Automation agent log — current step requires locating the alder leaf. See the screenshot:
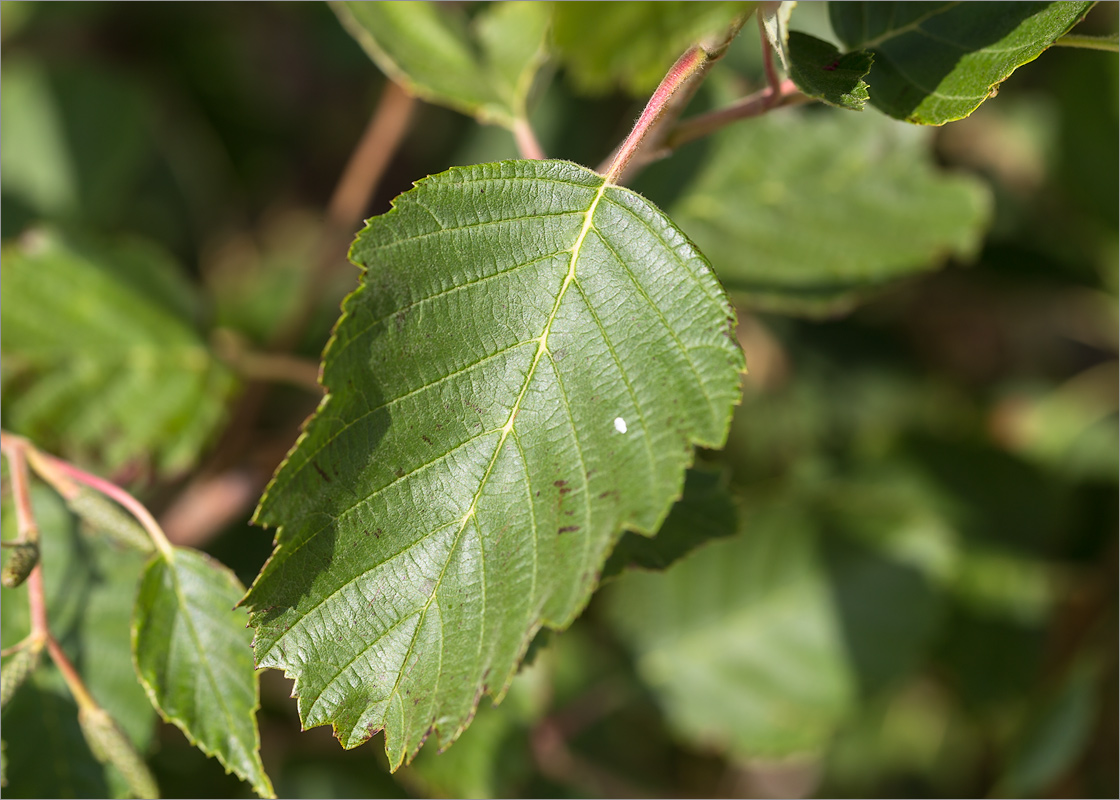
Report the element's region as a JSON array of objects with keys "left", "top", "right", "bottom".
[
  {"left": 606, "top": 500, "right": 857, "bottom": 757},
  {"left": 787, "top": 30, "right": 874, "bottom": 111},
  {"left": 332, "top": 1, "right": 550, "bottom": 128},
  {"left": 0, "top": 229, "right": 236, "bottom": 475},
  {"left": 244, "top": 159, "right": 744, "bottom": 768},
  {"left": 829, "top": 2, "right": 1095, "bottom": 125},
  {"left": 133, "top": 547, "right": 273, "bottom": 798},
  {"left": 670, "top": 107, "right": 990, "bottom": 316},
  {"left": 551, "top": 1, "right": 755, "bottom": 95}
]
